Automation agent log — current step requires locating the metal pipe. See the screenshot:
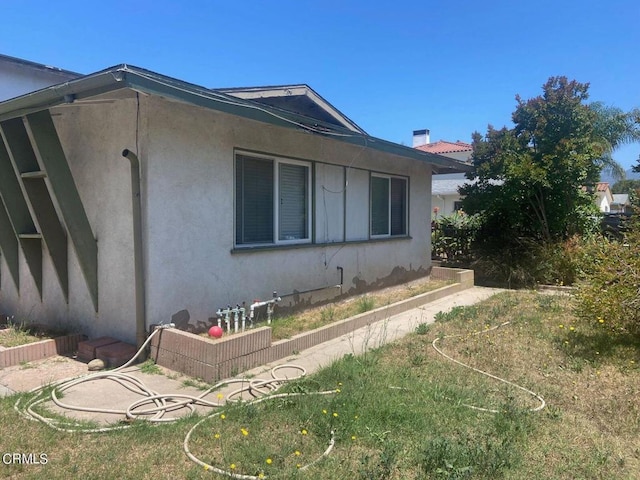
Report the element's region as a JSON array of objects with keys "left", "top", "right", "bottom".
[{"left": 122, "top": 149, "right": 147, "bottom": 349}]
